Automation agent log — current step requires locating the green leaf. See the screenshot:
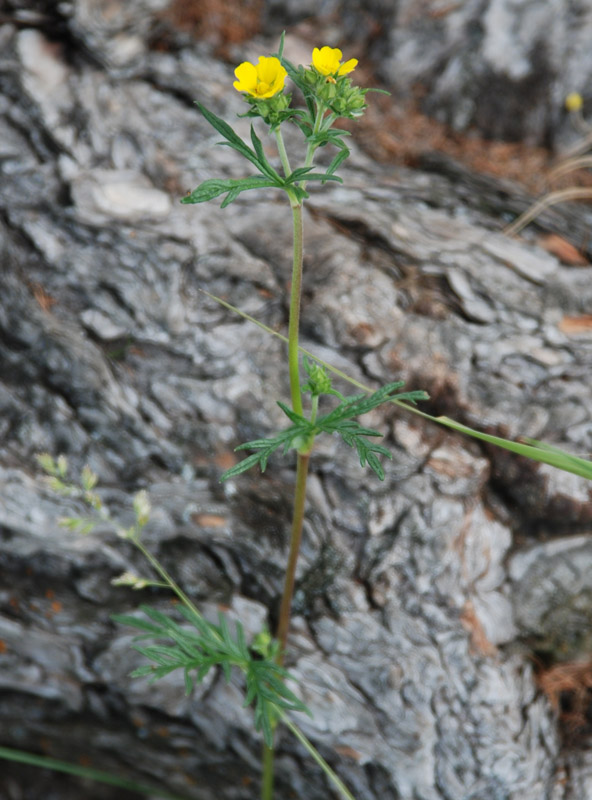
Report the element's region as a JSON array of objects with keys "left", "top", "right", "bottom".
[
  {"left": 0, "top": 745, "right": 192, "bottom": 800},
  {"left": 326, "top": 145, "right": 351, "bottom": 176},
  {"left": 220, "top": 419, "right": 315, "bottom": 481},
  {"left": 288, "top": 172, "right": 343, "bottom": 186},
  {"left": 433, "top": 419, "right": 592, "bottom": 480},
  {"left": 366, "top": 450, "right": 390, "bottom": 480},
  {"left": 129, "top": 665, "right": 156, "bottom": 678},
  {"left": 277, "top": 30, "right": 286, "bottom": 60},
  {"left": 234, "top": 438, "right": 277, "bottom": 451},
  {"left": 276, "top": 400, "right": 308, "bottom": 425},
  {"left": 181, "top": 176, "right": 281, "bottom": 206},
  {"left": 260, "top": 708, "right": 273, "bottom": 748},
  {"left": 112, "top": 613, "right": 163, "bottom": 635},
  {"left": 220, "top": 452, "right": 266, "bottom": 480},
  {"left": 196, "top": 292, "right": 592, "bottom": 484},
  {"left": 195, "top": 102, "right": 267, "bottom": 174},
  {"left": 117, "top": 605, "right": 311, "bottom": 752},
  {"left": 247, "top": 125, "right": 281, "bottom": 181}
]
